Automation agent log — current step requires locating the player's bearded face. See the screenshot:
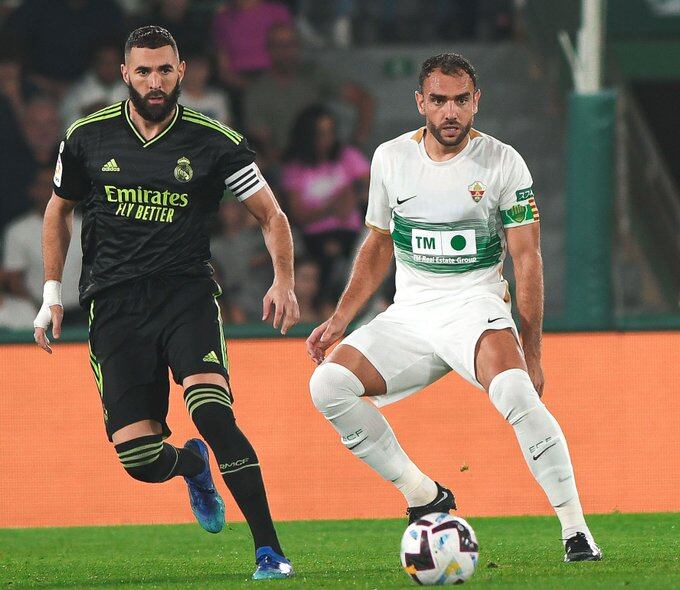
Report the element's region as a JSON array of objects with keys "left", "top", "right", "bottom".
[
  {"left": 427, "top": 116, "right": 472, "bottom": 148},
  {"left": 418, "top": 71, "right": 479, "bottom": 148},
  {"left": 127, "top": 79, "right": 181, "bottom": 123}
]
